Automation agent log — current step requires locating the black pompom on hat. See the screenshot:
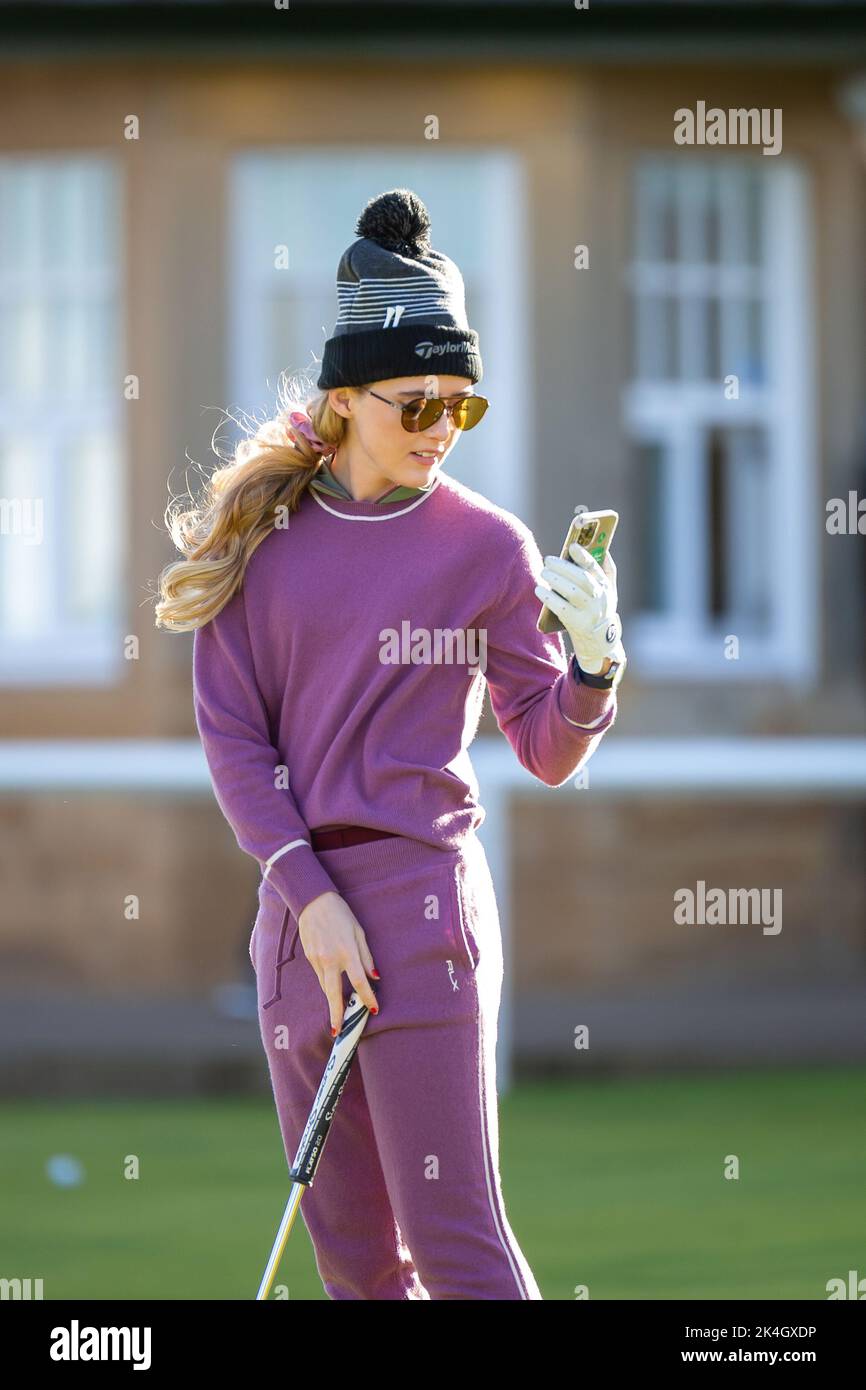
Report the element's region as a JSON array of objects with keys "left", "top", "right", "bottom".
[
  {"left": 355, "top": 188, "right": 433, "bottom": 257},
  {"left": 317, "top": 187, "right": 482, "bottom": 391}
]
